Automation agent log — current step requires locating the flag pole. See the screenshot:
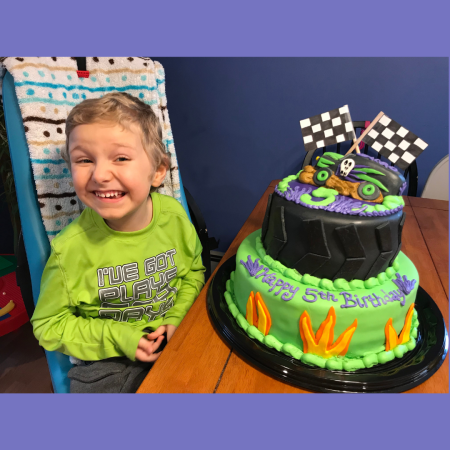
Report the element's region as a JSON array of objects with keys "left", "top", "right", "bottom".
[
  {"left": 353, "top": 138, "right": 360, "bottom": 154},
  {"left": 345, "top": 111, "right": 384, "bottom": 155}
]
